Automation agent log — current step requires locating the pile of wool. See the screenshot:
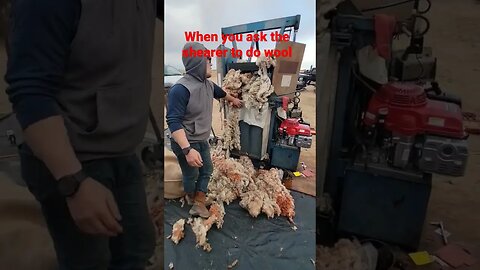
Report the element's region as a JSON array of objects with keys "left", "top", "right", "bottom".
[
  {"left": 240, "top": 168, "right": 294, "bottom": 221},
  {"left": 187, "top": 202, "right": 225, "bottom": 252},
  {"left": 245, "top": 55, "right": 276, "bottom": 110},
  {"left": 222, "top": 69, "right": 252, "bottom": 98},
  {"left": 171, "top": 143, "right": 295, "bottom": 252},
  {"left": 220, "top": 56, "right": 276, "bottom": 152},
  {"left": 316, "top": 239, "right": 368, "bottom": 270},
  {"left": 206, "top": 144, "right": 254, "bottom": 205},
  {"left": 207, "top": 143, "right": 295, "bottom": 222}
]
